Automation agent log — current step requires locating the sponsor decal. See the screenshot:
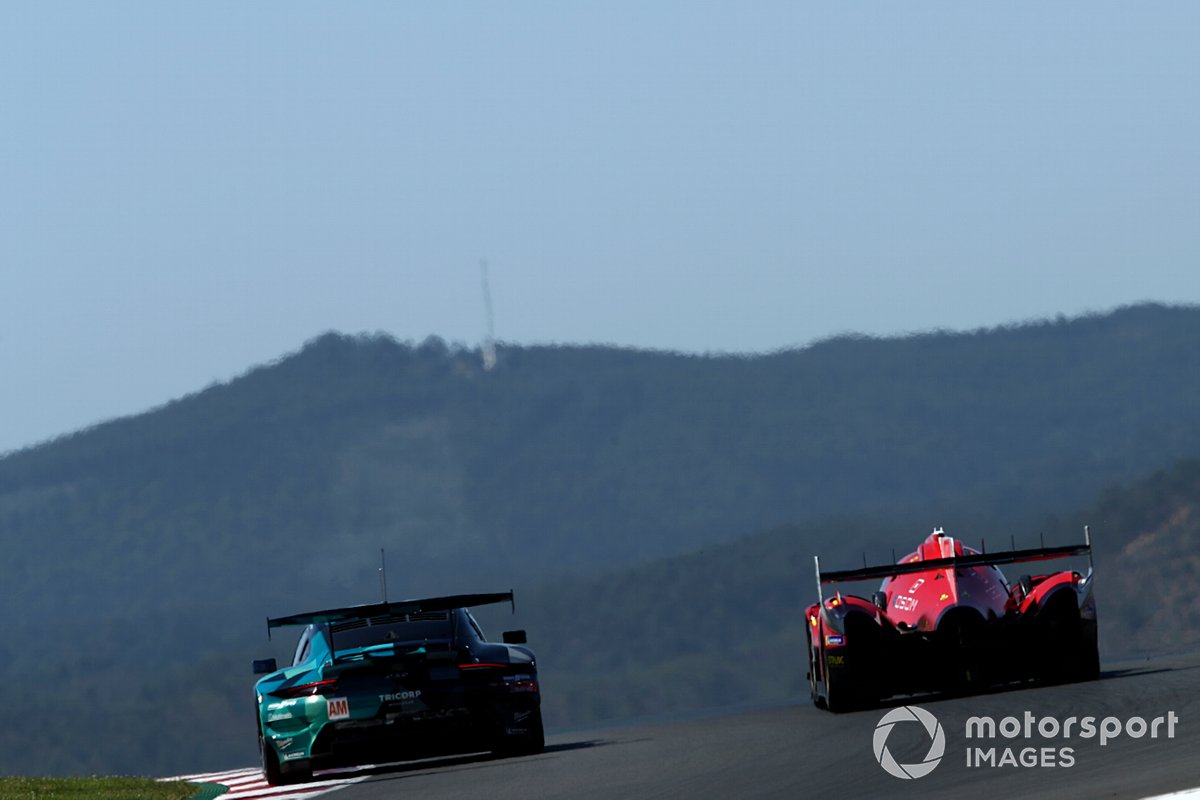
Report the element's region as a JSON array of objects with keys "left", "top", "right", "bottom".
[
  {"left": 379, "top": 690, "right": 423, "bottom": 703},
  {"left": 408, "top": 707, "right": 468, "bottom": 722},
  {"left": 824, "top": 634, "right": 844, "bottom": 647},
  {"left": 826, "top": 654, "right": 845, "bottom": 666},
  {"left": 327, "top": 697, "right": 350, "bottom": 721},
  {"left": 893, "top": 596, "right": 918, "bottom": 612},
  {"left": 276, "top": 738, "right": 294, "bottom": 750},
  {"left": 874, "top": 706, "right": 946, "bottom": 780},
  {"left": 282, "top": 751, "right": 308, "bottom": 761},
  {"left": 267, "top": 712, "right": 295, "bottom": 722}
]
